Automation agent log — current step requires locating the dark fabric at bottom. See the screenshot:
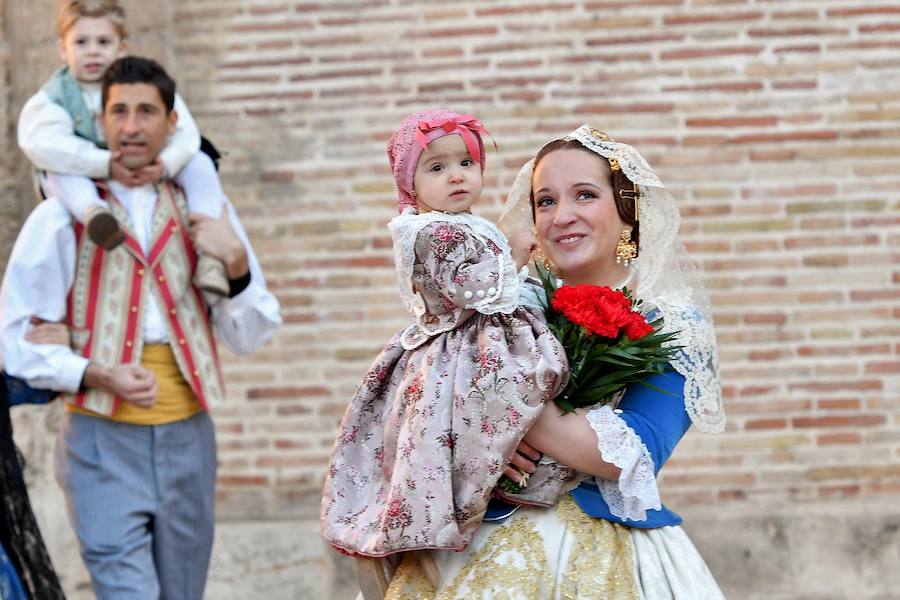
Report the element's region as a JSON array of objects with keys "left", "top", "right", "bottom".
[{"left": 0, "top": 385, "right": 66, "bottom": 599}]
